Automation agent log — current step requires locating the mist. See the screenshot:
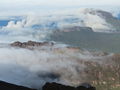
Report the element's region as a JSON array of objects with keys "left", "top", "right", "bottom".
[{"left": 0, "top": 45, "right": 112, "bottom": 89}]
